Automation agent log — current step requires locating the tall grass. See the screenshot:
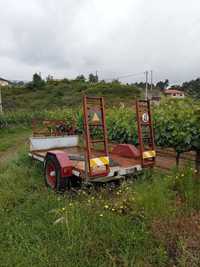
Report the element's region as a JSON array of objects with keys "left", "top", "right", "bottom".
[
  {"left": 1, "top": 134, "right": 200, "bottom": 266},
  {"left": 0, "top": 152, "right": 168, "bottom": 266}
]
